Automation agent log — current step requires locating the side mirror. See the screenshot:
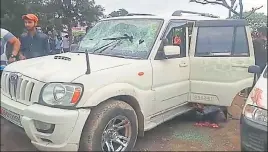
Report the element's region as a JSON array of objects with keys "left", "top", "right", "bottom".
[
  {"left": 163, "top": 45, "right": 181, "bottom": 58},
  {"left": 248, "top": 65, "right": 261, "bottom": 74}
]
